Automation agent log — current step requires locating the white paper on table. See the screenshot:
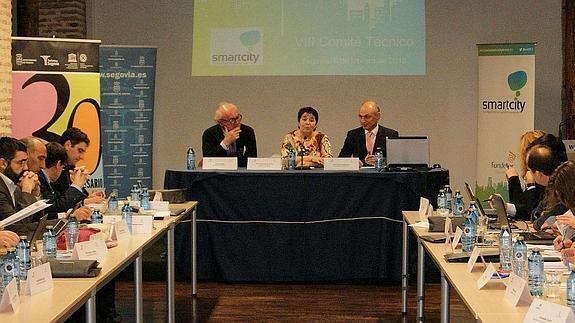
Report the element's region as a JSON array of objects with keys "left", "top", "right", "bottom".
[
  {"left": 452, "top": 226, "right": 463, "bottom": 251},
  {"left": 0, "top": 199, "right": 51, "bottom": 228},
  {"left": 467, "top": 246, "right": 481, "bottom": 273},
  {"left": 504, "top": 272, "right": 532, "bottom": 306},
  {"left": 409, "top": 222, "right": 430, "bottom": 229},
  {"left": 0, "top": 278, "right": 20, "bottom": 312},
  {"left": 477, "top": 262, "right": 497, "bottom": 289},
  {"left": 25, "top": 262, "right": 53, "bottom": 296},
  {"left": 152, "top": 191, "right": 163, "bottom": 201},
  {"left": 524, "top": 298, "right": 575, "bottom": 323},
  {"left": 418, "top": 197, "right": 430, "bottom": 222}
]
